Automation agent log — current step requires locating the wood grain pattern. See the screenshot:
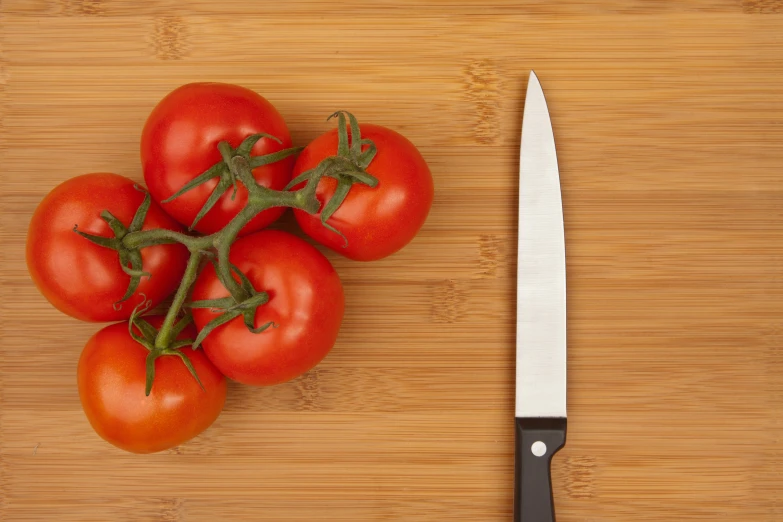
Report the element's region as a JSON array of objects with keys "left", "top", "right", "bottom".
[{"left": 1, "top": 2, "right": 782, "bottom": 520}]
